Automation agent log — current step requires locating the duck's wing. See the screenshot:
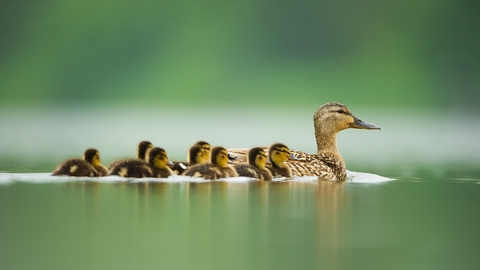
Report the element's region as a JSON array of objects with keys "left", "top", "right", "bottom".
[
  {"left": 288, "top": 149, "right": 310, "bottom": 161},
  {"left": 287, "top": 153, "right": 345, "bottom": 181}
]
